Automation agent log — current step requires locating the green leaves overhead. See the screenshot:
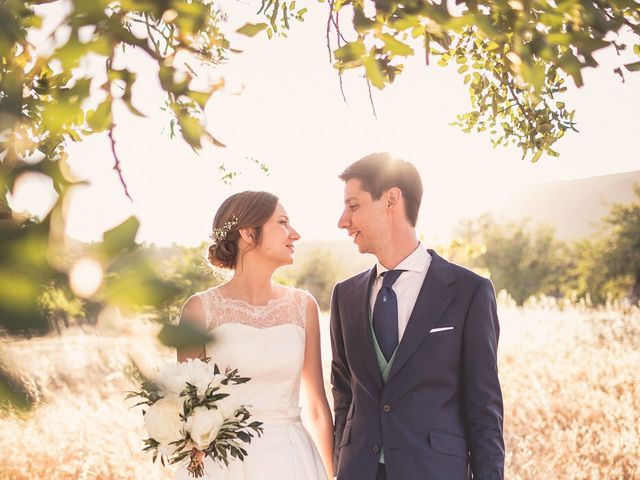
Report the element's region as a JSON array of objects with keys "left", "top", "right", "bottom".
[
  {"left": 321, "top": 0, "right": 640, "bottom": 160},
  {"left": 86, "top": 99, "right": 113, "bottom": 132},
  {"left": 335, "top": 41, "right": 367, "bottom": 65},
  {"left": 257, "top": 0, "right": 308, "bottom": 36},
  {"left": 0, "top": 217, "right": 57, "bottom": 336},
  {"left": 363, "top": 56, "right": 386, "bottom": 89},
  {"left": 624, "top": 61, "right": 640, "bottom": 72},
  {"left": 380, "top": 34, "right": 413, "bottom": 57},
  {"left": 236, "top": 23, "right": 268, "bottom": 37},
  {"left": 101, "top": 216, "right": 140, "bottom": 259}
]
